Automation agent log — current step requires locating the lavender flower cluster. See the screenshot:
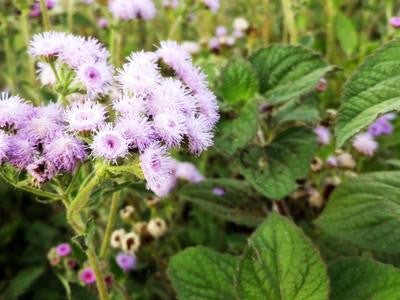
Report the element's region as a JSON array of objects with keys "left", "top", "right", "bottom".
[{"left": 0, "top": 32, "right": 218, "bottom": 197}]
